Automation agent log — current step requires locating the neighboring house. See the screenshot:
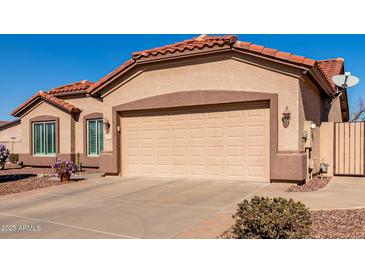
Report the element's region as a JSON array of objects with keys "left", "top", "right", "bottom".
[
  {"left": 8, "top": 35, "right": 348, "bottom": 183},
  {"left": 0, "top": 120, "right": 21, "bottom": 154},
  {"left": 0, "top": 121, "right": 9, "bottom": 127}
]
